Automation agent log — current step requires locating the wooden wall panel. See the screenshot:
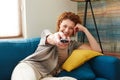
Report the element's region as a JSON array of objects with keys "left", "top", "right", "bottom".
[{"left": 77, "top": 0, "right": 120, "bottom": 53}]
